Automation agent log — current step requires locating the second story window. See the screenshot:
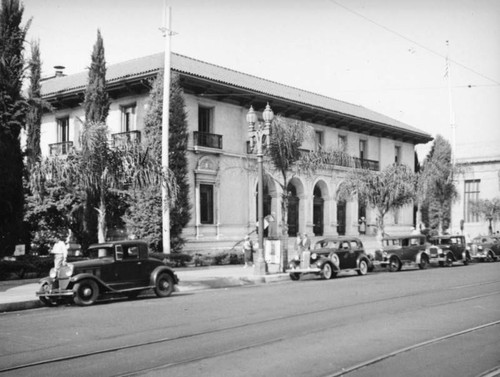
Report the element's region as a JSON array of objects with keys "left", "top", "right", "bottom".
[
  {"left": 359, "top": 140, "right": 367, "bottom": 160},
  {"left": 57, "top": 117, "right": 69, "bottom": 143},
  {"left": 198, "top": 106, "right": 213, "bottom": 133},
  {"left": 121, "top": 104, "right": 136, "bottom": 132},
  {"left": 395, "top": 145, "right": 401, "bottom": 164},
  {"left": 315, "top": 131, "right": 323, "bottom": 151},
  {"left": 338, "top": 135, "right": 347, "bottom": 152}
]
